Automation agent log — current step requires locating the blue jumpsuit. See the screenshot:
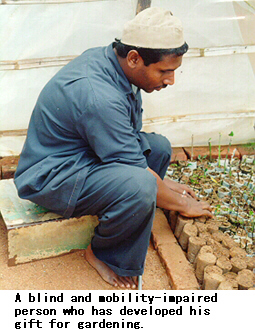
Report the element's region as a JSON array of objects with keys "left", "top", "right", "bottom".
[{"left": 14, "top": 43, "right": 172, "bottom": 276}]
